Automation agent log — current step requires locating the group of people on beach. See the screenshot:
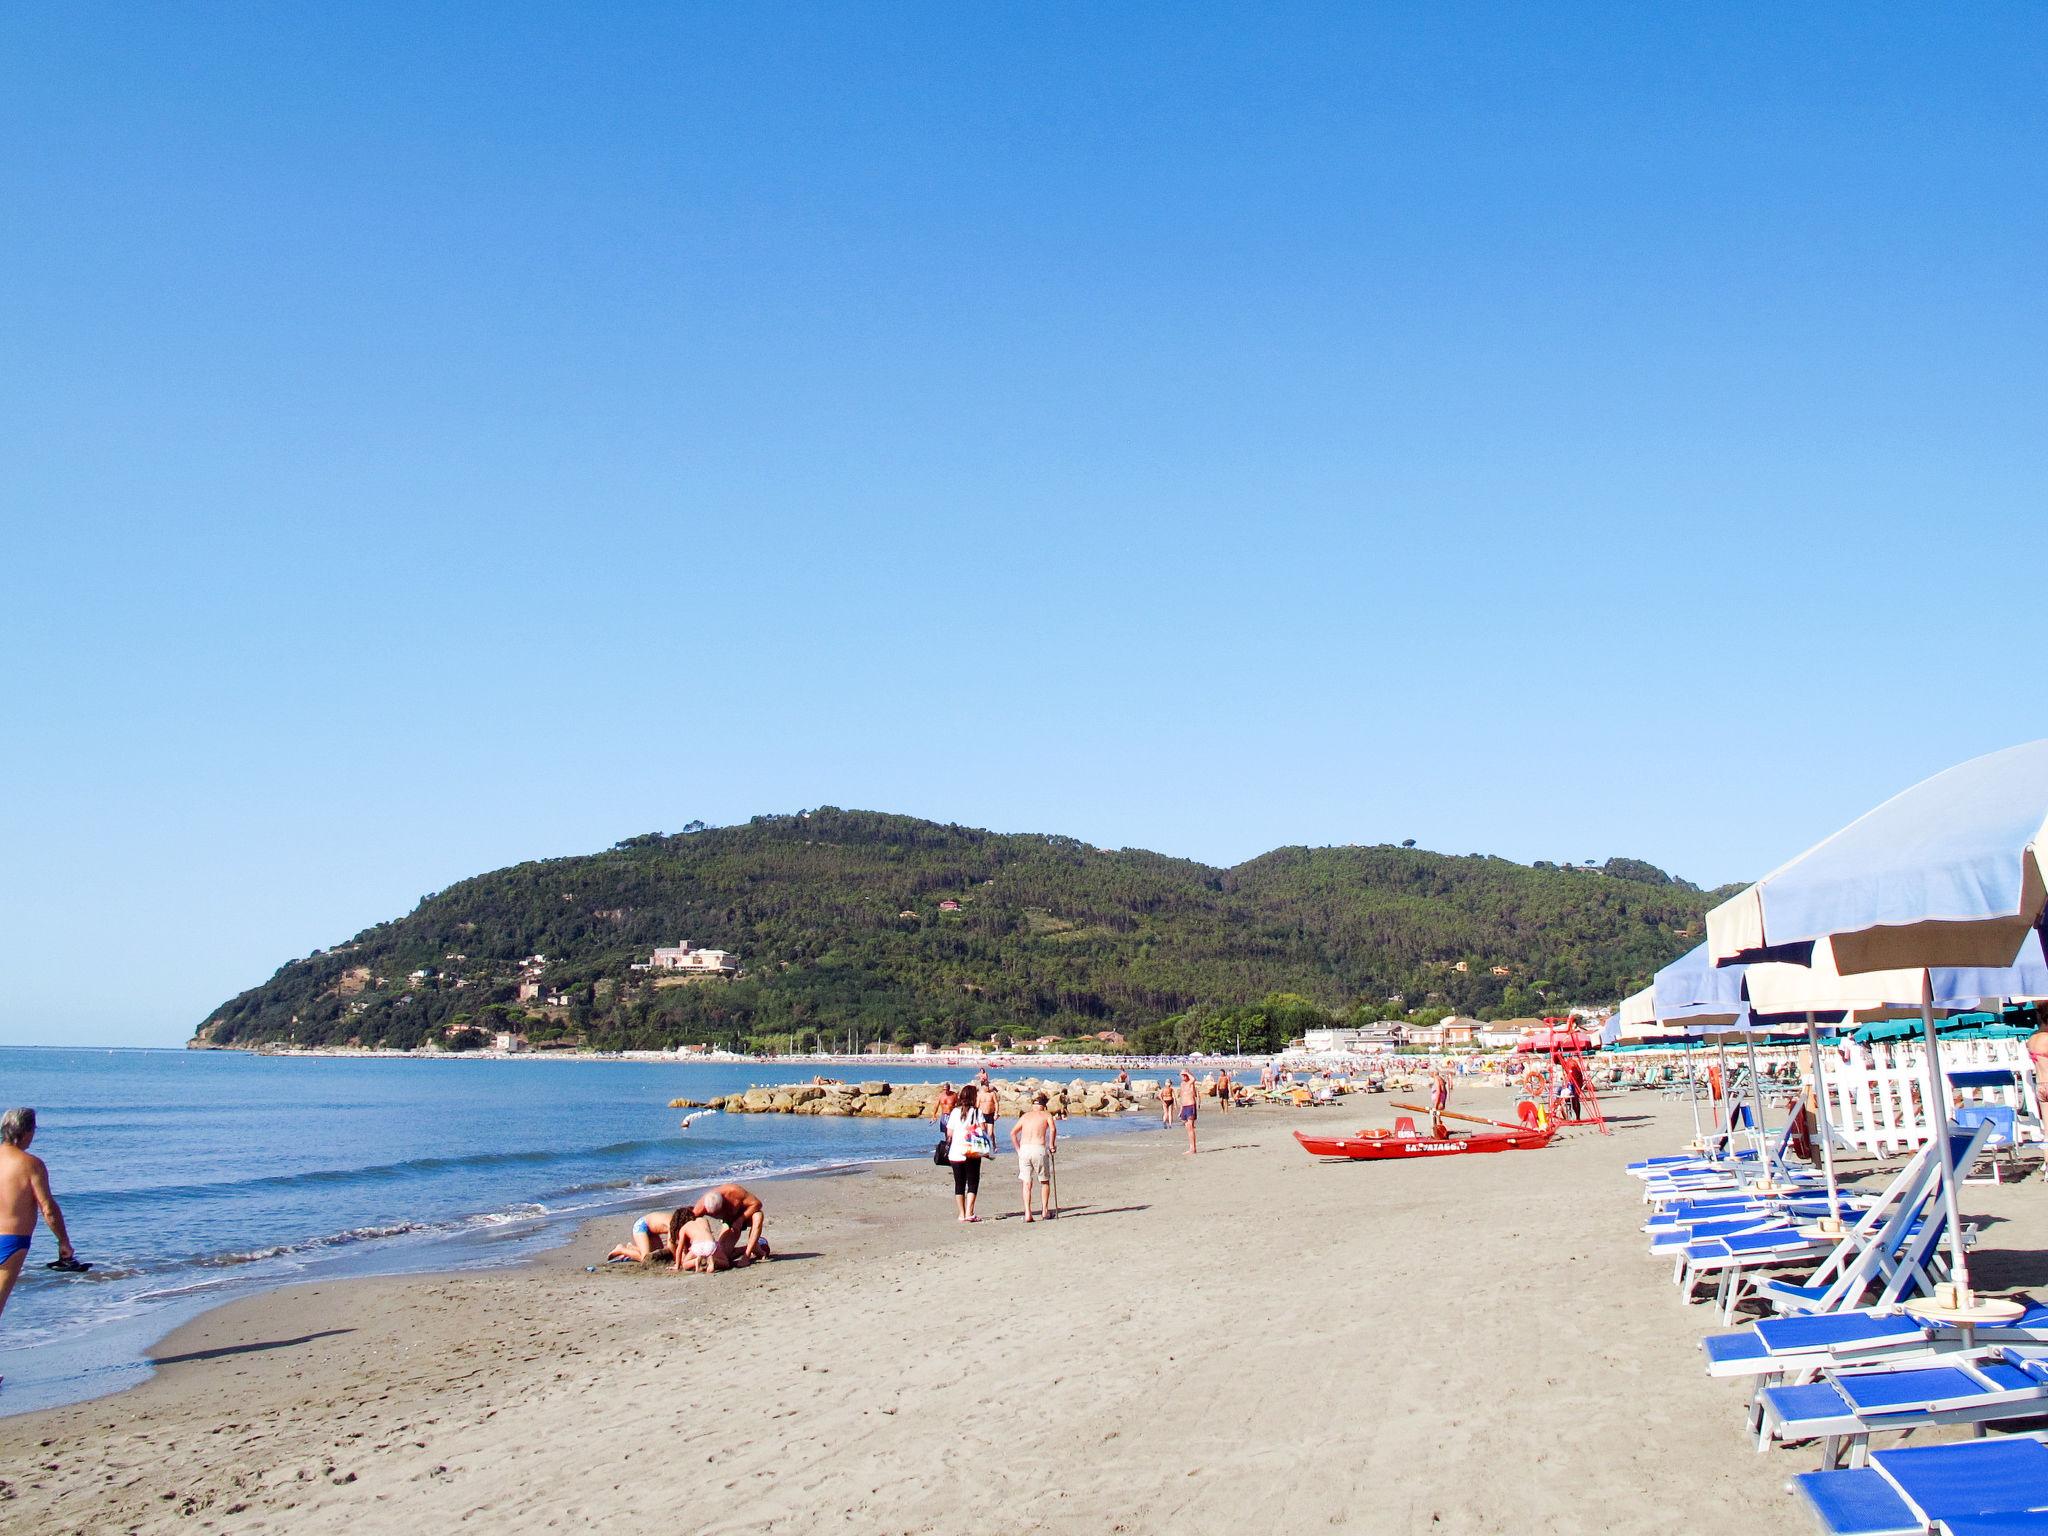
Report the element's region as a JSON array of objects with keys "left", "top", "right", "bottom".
[
  {"left": 933, "top": 1070, "right": 1058, "bottom": 1222},
  {"left": 606, "top": 1181, "right": 769, "bottom": 1274}
]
